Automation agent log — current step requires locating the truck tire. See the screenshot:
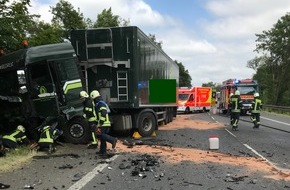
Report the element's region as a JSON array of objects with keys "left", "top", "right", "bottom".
[
  {"left": 185, "top": 107, "right": 190, "bottom": 114},
  {"left": 63, "top": 117, "right": 90, "bottom": 144},
  {"left": 165, "top": 108, "right": 170, "bottom": 125},
  {"left": 137, "top": 112, "right": 156, "bottom": 137},
  {"left": 169, "top": 107, "right": 173, "bottom": 122}
]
